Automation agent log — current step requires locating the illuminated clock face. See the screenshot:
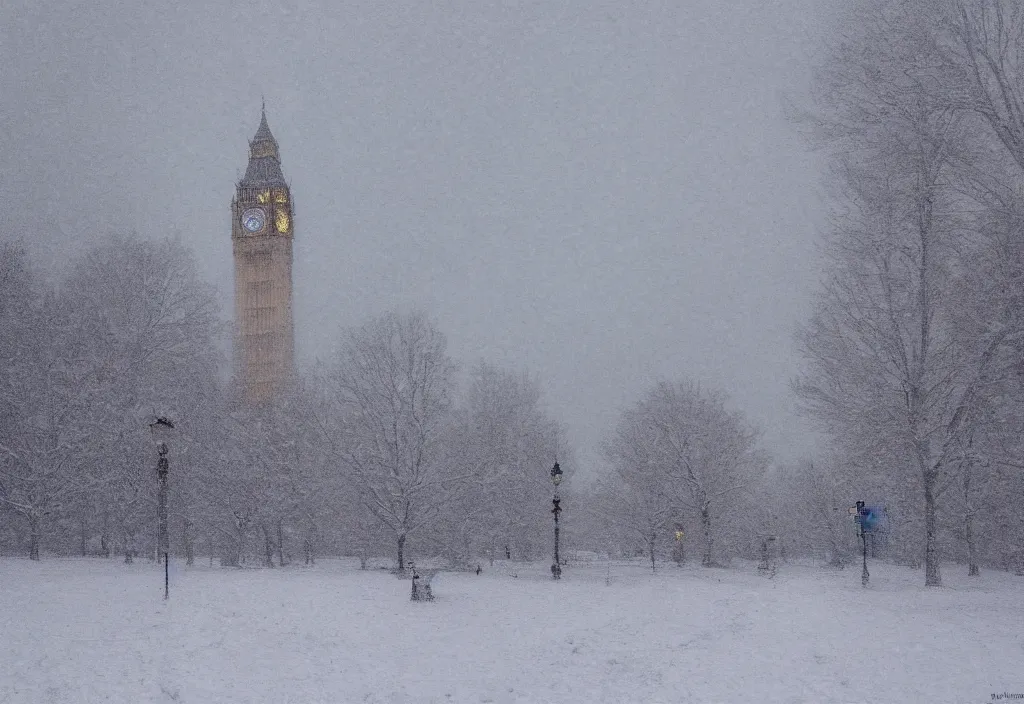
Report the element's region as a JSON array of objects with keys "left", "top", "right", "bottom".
[
  {"left": 241, "top": 208, "right": 266, "bottom": 233},
  {"left": 275, "top": 208, "right": 290, "bottom": 234}
]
